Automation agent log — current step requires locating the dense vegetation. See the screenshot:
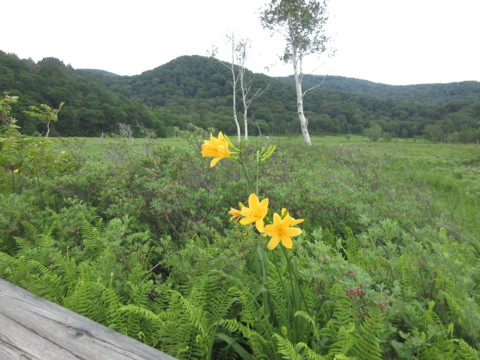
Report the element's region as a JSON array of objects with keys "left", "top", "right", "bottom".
[
  {"left": 1, "top": 97, "right": 479, "bottom": 358},
  {"left": 280, "top": 75, "right": 480, "bottom": 105},
  {"left": 1, "top": 51, "right": 479, "bottom": 142},
  {"left": 0, "top": 51, "right": 164, "bottom": 137}
]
